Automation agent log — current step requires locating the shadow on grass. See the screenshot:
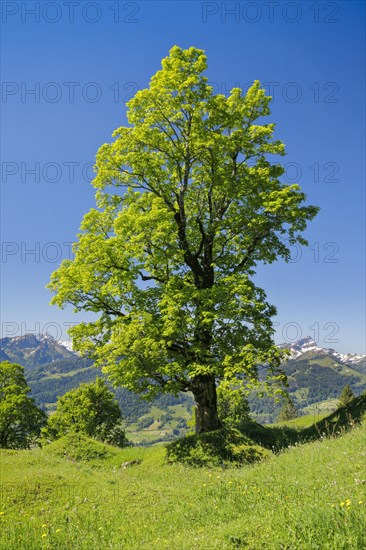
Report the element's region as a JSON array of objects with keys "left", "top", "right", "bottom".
[
  {"left": 239, "top": 394, "right": 366, "bottom": 452},
  {"left": 166, "top": 427, "right": 271, "bottom": 467}
]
